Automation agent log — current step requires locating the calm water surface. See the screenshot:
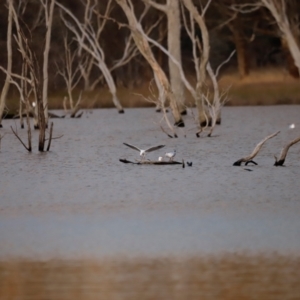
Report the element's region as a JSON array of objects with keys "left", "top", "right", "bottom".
[{"left": 1, "top": 106, "right": 300, "bottom": 299}]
